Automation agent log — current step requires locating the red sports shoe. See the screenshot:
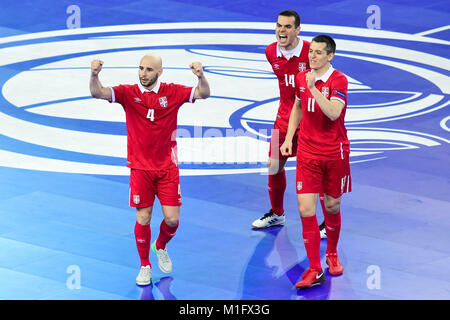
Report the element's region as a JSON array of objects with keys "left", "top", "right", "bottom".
[
  {"left": 326, "top": 252, "right": 344, "bottom": 275},
  {"left": 295, "top": 268, "right": 325, "bottom": 289}
]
